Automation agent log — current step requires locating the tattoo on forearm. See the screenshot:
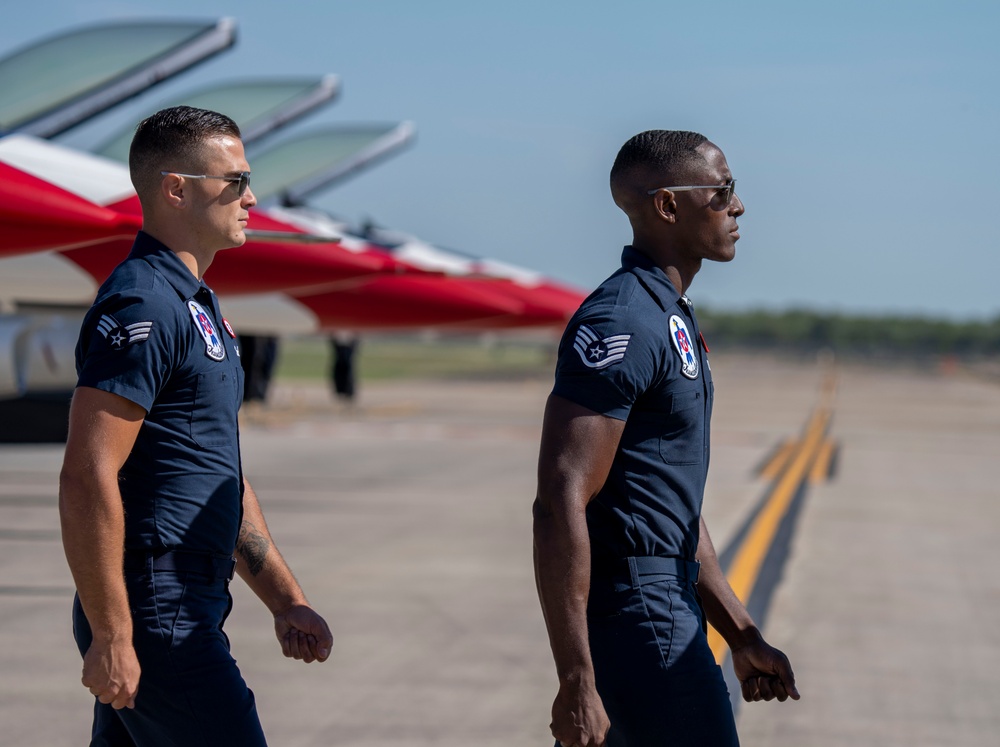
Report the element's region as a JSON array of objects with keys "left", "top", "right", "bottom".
[{"left": 237, "top": 520, "right": 270, "bottom": 577}]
